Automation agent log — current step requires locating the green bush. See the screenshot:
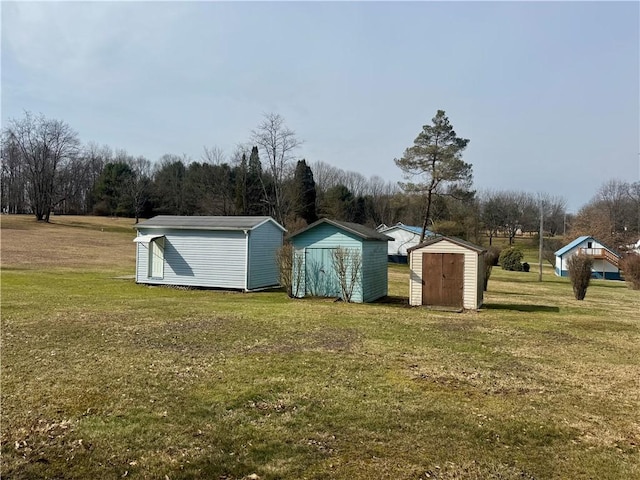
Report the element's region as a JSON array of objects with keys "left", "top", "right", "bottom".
[
  {"left": 499, "top": 247, "right": 524, "bottom": 271},
  {"left": 567, "top": 253, "right": 593, "bottom": 300},
  {"left": 621, "top": 254, "right": 640, "bottom": 290}
]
